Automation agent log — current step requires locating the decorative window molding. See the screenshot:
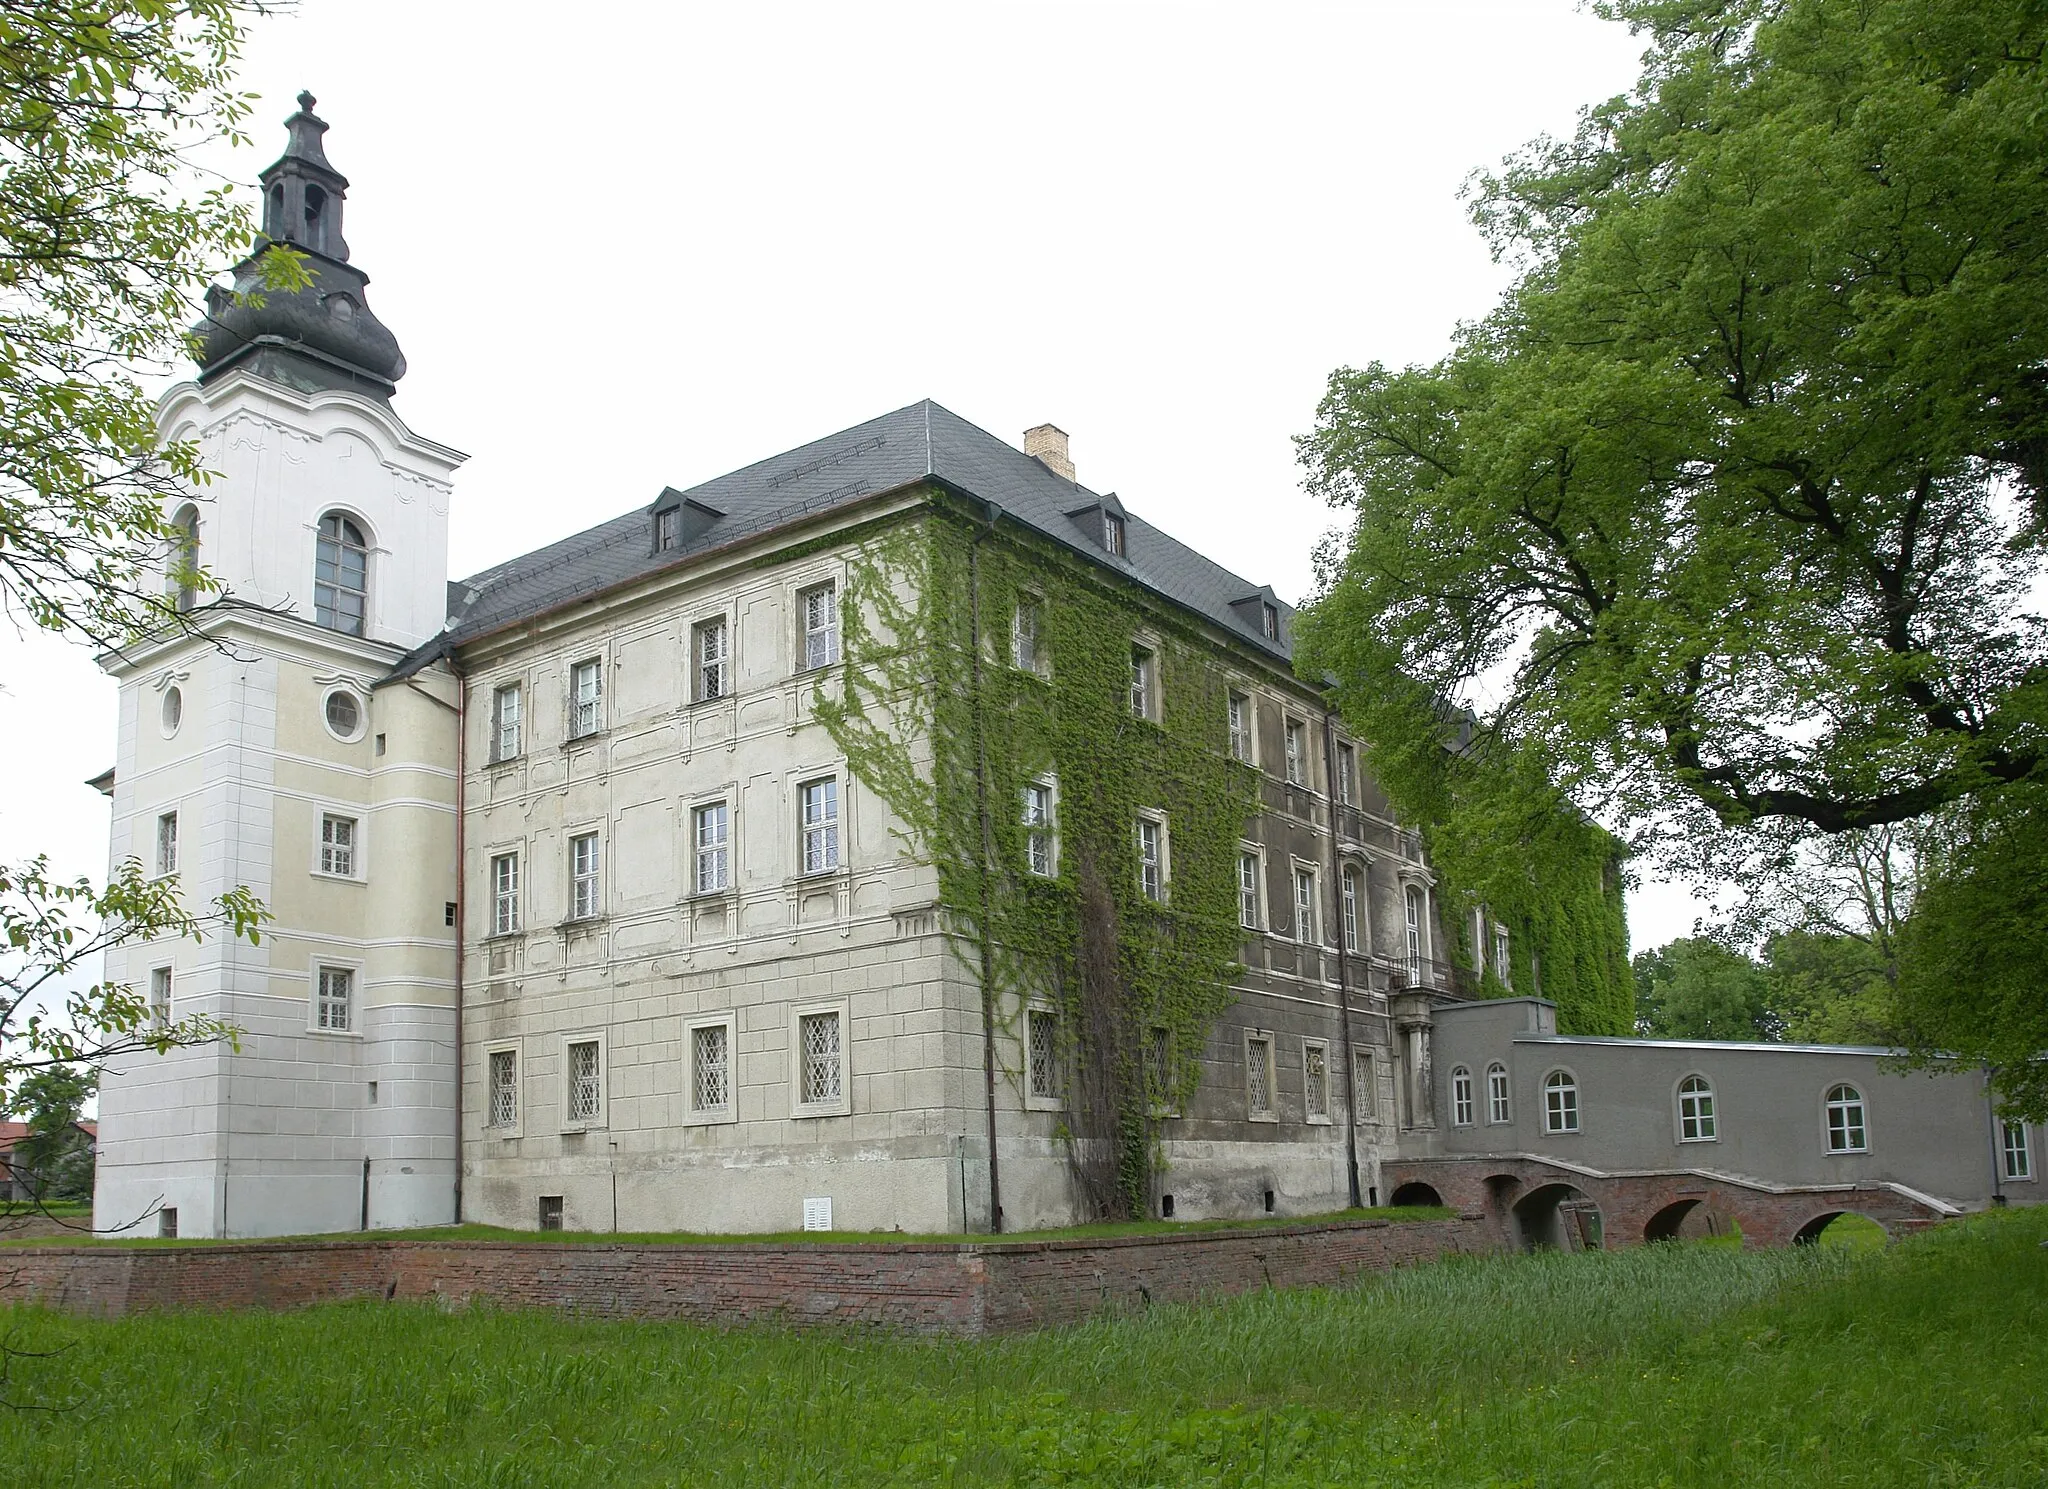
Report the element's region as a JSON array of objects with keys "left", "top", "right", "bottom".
[
  {"left": 322, "top": 687, "right": 365, "bottom": 743},
  {"left": 160, "top": 684, "right": 184, "bottom": 739},
  {"left": 800, "top": 582, "right": 840, "bottom": 671},
  {"left": 316, "top": 812, "right": 362, "bottom": 880},
  {"left": 684, "top": 1014, "right": 737, "bottom": 1125},
  {"left": 1025, "top": 1005, "right": 1063, "bottom": 1110},
  {"left": 562, "top": 1033, "right": 606, "bottom": 1130},
  {"left": 1824, "top": 1083, "right": 1867, "bottom": 1153},
  {"left": 567, "top": 830, "right": 601, "bottom": 922},
  {"left": 485, "top": 1044, "right": 521, "bottom": 1135},
  {"left": 1244, "top": 1030, "right": 1277, "bottom": 1121},
  {"left": 1677, "top": 1074, "right": 1717, "bottom": 1143},
  {"left": 1403, "top": 883, "right": 1428, "bottom": 982},
  {"left": 1543, "top": 1069, "right": 1580, "bottom": 1134},
  {"left": 790, "top": 1000, "right": 851, "bottom": 1118},
  {"left": 798, "top": 777, "right": 841, "bottom": 876},
  {"left": 1451, "top": 1066, "right": 1474, "bottom": 1127},
  {"left": 489, "top": 850, "right": 521, "bottom": 937},
  {"left": 491, "top": 682, "right": 523, "bottom": 763},
  {"left": 1486, "top": 1062, "right": 1512, "bottom": 1125},
  {"left": 692, "top": 800, "right": 731, "bottom": 895},
  {"left": 568, "top": 658, "right": 604, "bottom": 740},
  {"left": 1304, "top": 1038, "right": 1331, "bottom": 1124},
  {"left": 1340, "top": 864, "right": 1363, "bottom": 952},
  {"left": 695, "top": 615, "right": 729, "bottom": 702}
]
